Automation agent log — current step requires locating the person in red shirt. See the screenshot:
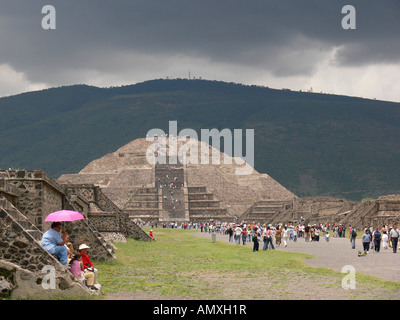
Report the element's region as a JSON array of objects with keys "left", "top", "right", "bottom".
[{"left": 78, "top": 244, "right": 98, "bottom": 285}]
